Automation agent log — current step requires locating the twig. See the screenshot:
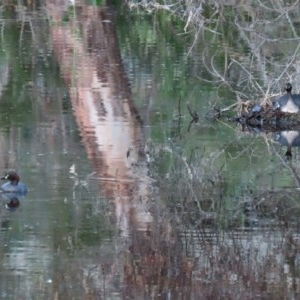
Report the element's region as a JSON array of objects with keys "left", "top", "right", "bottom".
[{"left": 187, "top": 103, "right": 199, "bottom": 132}]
